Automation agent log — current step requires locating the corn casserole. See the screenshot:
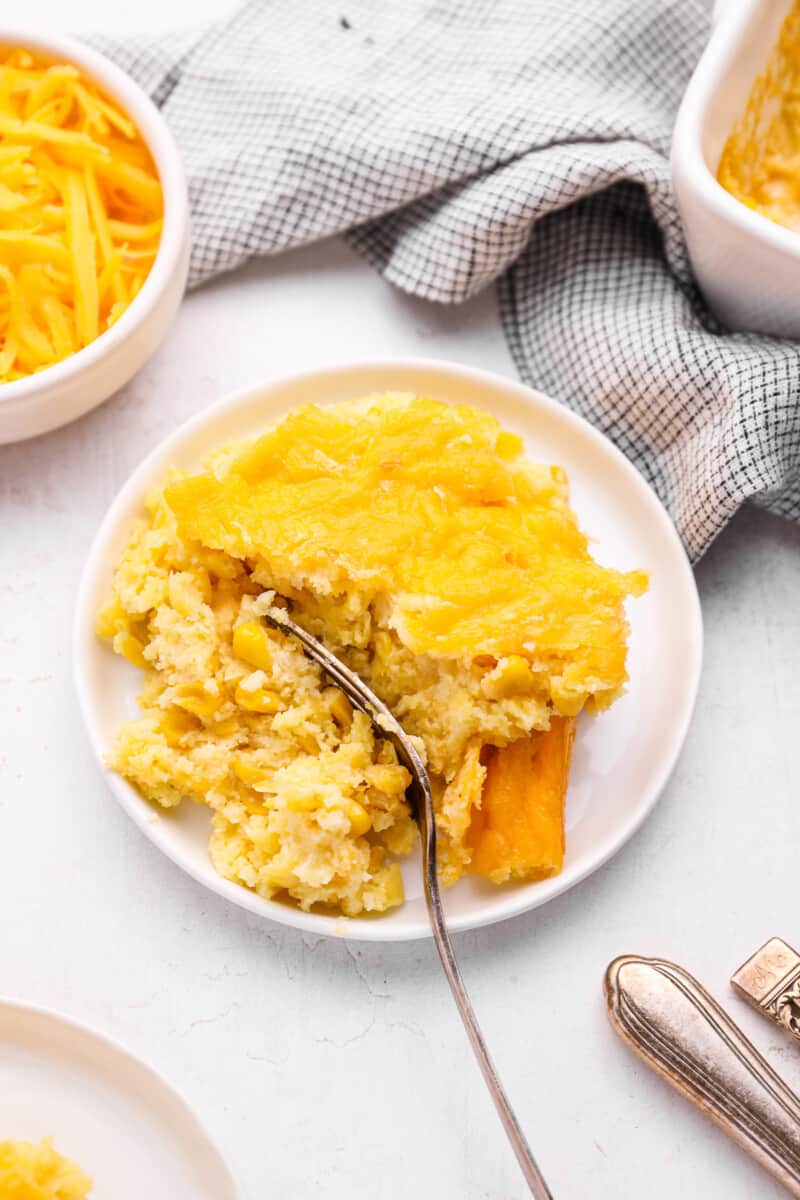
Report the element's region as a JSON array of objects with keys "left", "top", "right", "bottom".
[
  {"left": 0, "top": 1137, "right": 92, "bottom": 1198},
  {"left": 97, "top": 394, "right": 646, "bottom": 915},
  {"left": 718, "top": 2, "right": 800, "bottom": 233}
]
